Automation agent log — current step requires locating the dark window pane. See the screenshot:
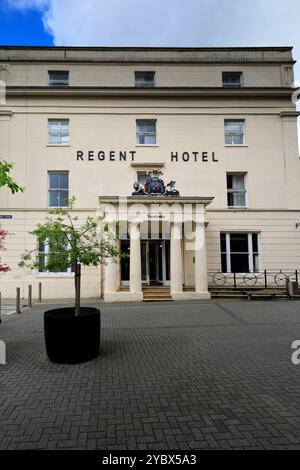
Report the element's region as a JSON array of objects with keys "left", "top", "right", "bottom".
[
  {"left": 59, "top": 190, "right": 69, "bottom": 207},
  {"left": 252, "top": 233, "right": 258, "bottom": 252},
  {"left": 221, "top": 254, "right": 227, "bottom": 273},
  {"left": 49, "top": 190, "right": 60, "bottom": 207},
  {"left": 227, "top": 174, "right": 233, "bottom": 189},
  {"left": 165, "top": 240, "right": 170, "bottom": 281},
  {"left": 135, "top": 72, "right": 155, "bottom": 87},
  {"left": 222, "top": 72, "right": 242, "bottom": 88},
  {"left": 227, "top": 193, "right": 234, "bottom": 207},
  {"left": 230, "top": 234, "right": 248, "bottom": 253},
  {"left": 38, "top": 253, "right": 46, "bottom": 272},
  {"left": 145, "top": 122, "right": 156, "bottom": 133},
  {"left": 49, "top": 71, "right": 69, "bottom": 86},
  {"left": 220, "top": 233, "right": 226, "bottom": 252},
  {"left": 120, "top": 240, "right": 130, "bottom": 281},
  {"left": 59, "top": 173, "right": 68, "bottom": 189},
  {"left": 230, "top": 253, "right": 249, "bottom": 273},
  {"left": 49, "top": 173, "right": 59, "bottom": 189}
]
